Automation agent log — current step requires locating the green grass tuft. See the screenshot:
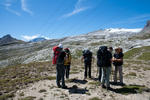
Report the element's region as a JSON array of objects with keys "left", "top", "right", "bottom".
[
  {"left": 137, "top": 52, "right": 150, "bottom": 61},
  {"left": 89, "top": 97, "right": 102, "bottom": 100},
  {"left": 18, "top": 96, "right": 36, "bottom": 100},
  {"left": 39, "top": 89, "right": 47, "bottom": 93}
]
